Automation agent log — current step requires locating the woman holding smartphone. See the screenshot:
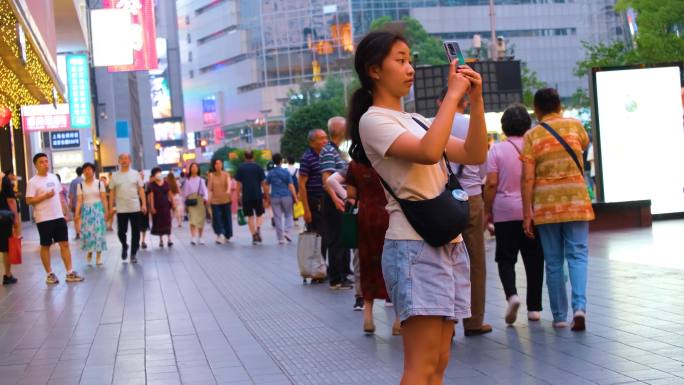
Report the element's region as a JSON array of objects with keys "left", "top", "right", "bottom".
[{"left": 349, "top": 30, "right": 487, "bottom": 384}]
